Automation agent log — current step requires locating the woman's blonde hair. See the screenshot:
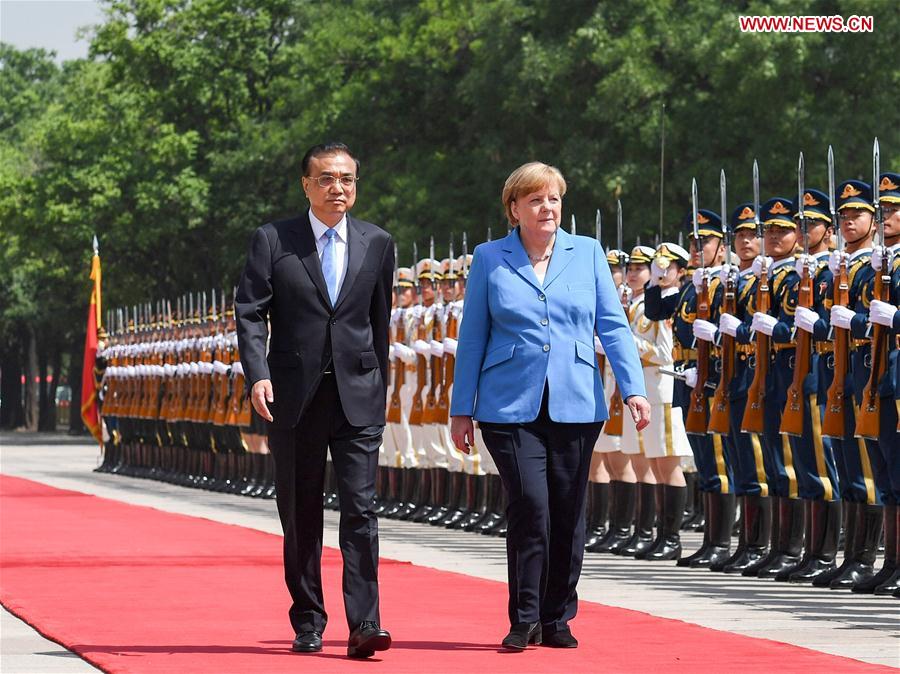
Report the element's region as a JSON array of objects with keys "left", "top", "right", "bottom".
[{"left": 501, "top": 162, "right": 567, "bottom": 226}]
